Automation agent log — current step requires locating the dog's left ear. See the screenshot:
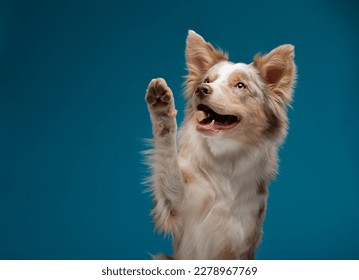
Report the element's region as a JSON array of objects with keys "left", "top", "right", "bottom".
[
  {"left": 185, "top": 30, "right": 227, "bottom": 75},
  {"left": 253, "top": 45, "right": 296, "bottom": 105},
  {"left": 185, "top": 30, "right": 227, "bottom": 96}
]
